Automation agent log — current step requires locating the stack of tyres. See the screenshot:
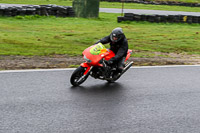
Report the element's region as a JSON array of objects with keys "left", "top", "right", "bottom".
[
  {"left": 67, "top": 7, "right": 75, "bottom": 17},
  {"left": 124, "top": 13, "right": 134, "bottom": 21},
  {"left": 186, "top": 16, "right": 193, "bottom": 24},
  {"left": 18, "top": 8, "right": 26, "bottom": 16},
  {"left": 134, "top": 14, "right": 141, "bottom": 21},
  {"left": 192, "top": 16, "right": 199, "bottom": 23},
  {"left": 4, "top": 7, "right": 12, "bottom": 17},
  {"left": 0, "top": 4, "right": 75, "bottom": 17},
  {"left": 26, "top": 7, "right": 36, "bottom": 15},
  {"left": 147, "top": 15, "right": 156, "bottom": 22},
  {"left": 118, "top": 13, "right": 200, "bottom": 24},
  {"left": 140, "top": 15, "right": 147, "bottom": 21},
  {"left": 117, "top": 16, "right": 124, "bottom": 23},
  {"left": 167, "top": 15, "right": 175, "bottom": 23}
]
